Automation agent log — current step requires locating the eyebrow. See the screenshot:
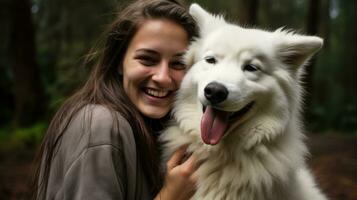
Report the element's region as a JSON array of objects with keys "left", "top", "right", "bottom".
[
  {"left": 135, "top": 48, "right": 186, "bottom": 58},
  {"left": 135, "top": 48, "right": 159, "bottom": 55}
]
